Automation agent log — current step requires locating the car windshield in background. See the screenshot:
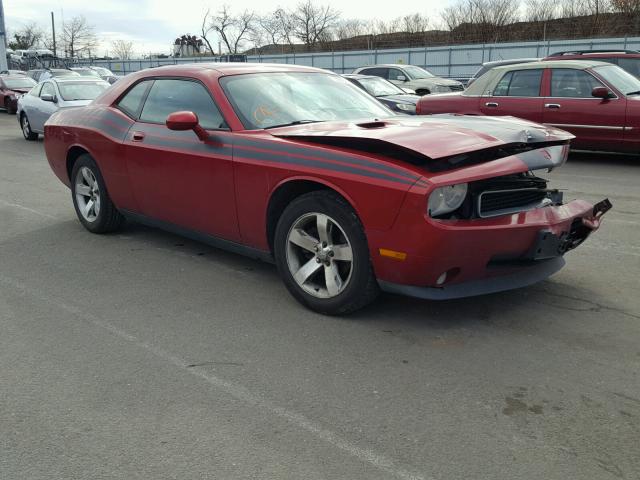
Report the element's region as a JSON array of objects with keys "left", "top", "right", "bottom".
[
  {"left": 358, "top": 77, "right": 405, "bottom": 96},
  {"left": 75, "top": 70, "right": 101, "bottom": 77},
  {"left": 221, "top": 72, "right": 391, "bottom": 129},
  {"left": 594, "top": 64, "right": 640, "bottom": 95},
  {"left": 92, "top": 67, "right": 114, "bottom": 76},
  {"left": 4, "top": 78, "right": 36, "bottom": 89},
  {"left": 404, "top": 66, "right": 435, "bottom": 79},
  {"left": 58, "top": 82, "right": 109, "bottom": 101},
  {"left": 52, "top": 71, "right": 81, "bottom": 77}
]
